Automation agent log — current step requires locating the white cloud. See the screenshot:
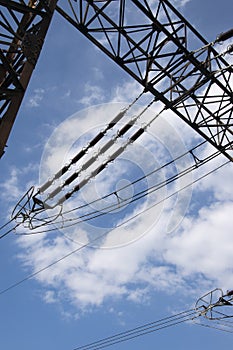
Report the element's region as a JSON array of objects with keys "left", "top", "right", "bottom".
[
  {"left": 79, "top": 83, "right": 105, "bottom": 106},
  {"left": 11, "top": 90, "right": 231, "bottom": 313},
  {"left": 171, "top": 0, "right": 191, "bottom": 6},
  {"left": 2, "top": 35, "right": 231, "bottom": 316},
  {"left": 44, "top": 290, "right": 57, "bottom": 304},
  {"left": 91, "top": 67, "right": 104, "bottom": 81},
  {"left": 6, "top": 155, "right": 232, "bottom": 316},
  {"left": 148, "top": 0, "right": 191, "bottom": 11},
  {"left": 0, "top": 164, "right": 38, "bottom": 203},
  {"left": 164, "top": 200, "right": 233, "bottom": 288},
  {"left": 27, "top": 88, "right": 45, "bottom": 107},
  {"left": 0, "top": 167, "right": 22, "bottom": 201}
]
